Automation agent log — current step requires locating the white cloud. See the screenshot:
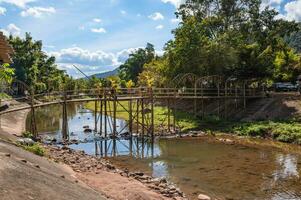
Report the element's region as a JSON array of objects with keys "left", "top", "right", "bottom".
[
  {"left": 261, "top": 0, "right": 283, "bottom": 10},
  {"left": 0, "top": 0, "right": 36, "bottom": 8},
  {"left": 48, "top": 47, "right": 140, "bottom": 77},
  {"left": 170, "top": 18, "right": 181, "bottom": 23},
  {"left": 283, "top": 0, "right": 301, "bottom": 21},
  {"left": 93, "top": 18, "right": 102, "bottom": 23},
  {"left": 20, "top": 7, "right": 56, "bottom": 18},
  {"left": 155, "top": 24, "right": 164, "bottom": 29},
  {"left": 161, "top": 0, "right": 185, "bottom": 8},
  {"left": 148, "top": 12, "right": 164, "bottom": 21},
  {"left": 91, "top": 27, "right": 106, "bottom": 33},
  {"left": 0, "top": 6, "right": 6, "bottom": 15},
  {"left": 120, "top": 10, "right": 126, "bottom": 15},
  {"left": 0, "top": 23, "right": 21, "bottom": 36}
]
